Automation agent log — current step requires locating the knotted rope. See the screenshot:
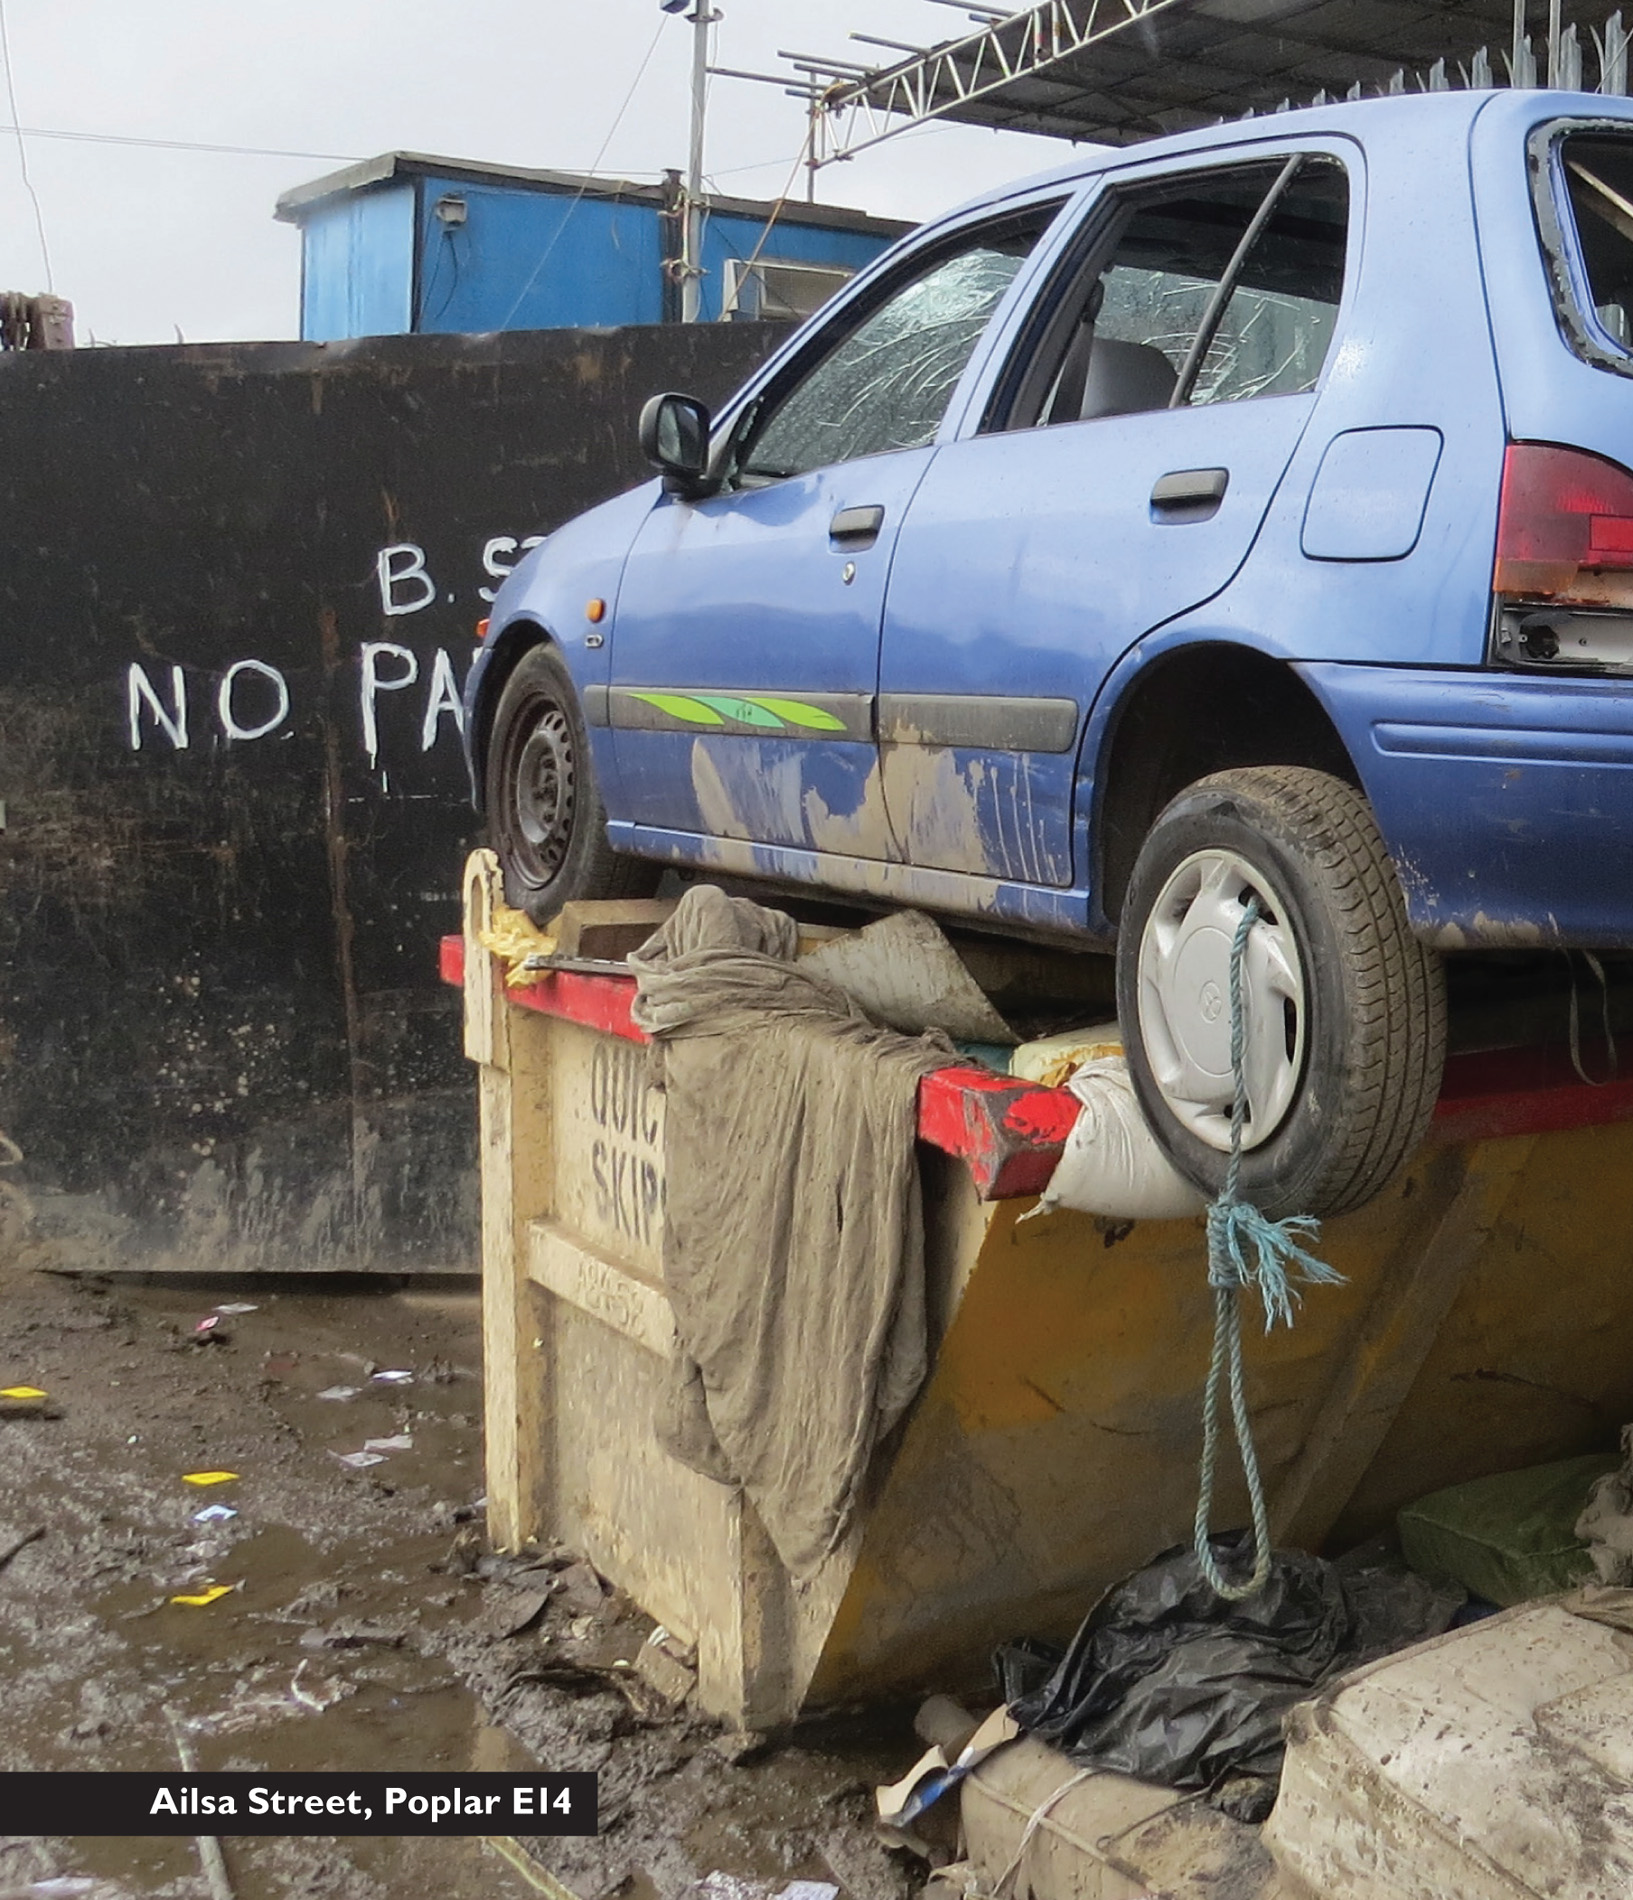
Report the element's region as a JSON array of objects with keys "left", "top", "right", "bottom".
[{"left": 1194, "top": 896, "right": 1345, "bottom": 1600}]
